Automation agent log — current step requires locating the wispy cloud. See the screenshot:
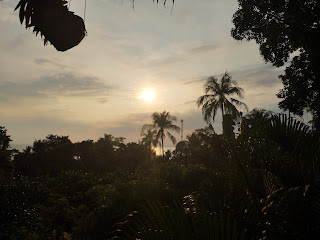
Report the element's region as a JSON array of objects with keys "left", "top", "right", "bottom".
[
  {"left": 233, "top": 63, "right": 284, "bottom": 88},
  {"left": 183, "top": 100, "right": 196, "bottom": 105},
  {"left": 96, "top": 98, "right": 108, "bottom": 104},
  {"left": 188, "top": 44, "right": 218, "bottom": 55},
  {"left": 182, "top": 76, "right": 207, "bottom": 85},
  {"left": 0, "top": 72, "right": 113, "bottom": 101}
]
